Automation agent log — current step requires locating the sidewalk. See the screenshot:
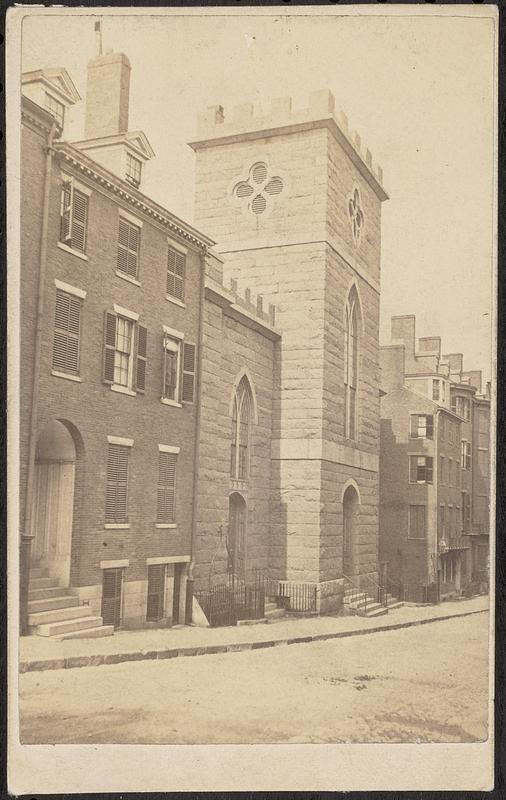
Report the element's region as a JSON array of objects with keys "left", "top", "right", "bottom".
[{"left": 19, "top": 594, "right": 489, "bottom": 673}]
